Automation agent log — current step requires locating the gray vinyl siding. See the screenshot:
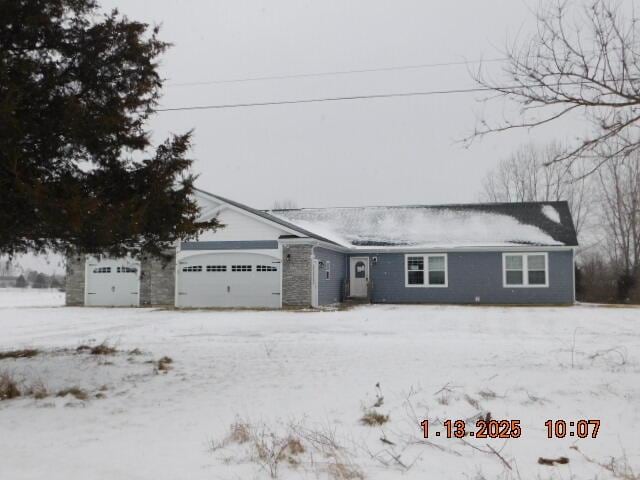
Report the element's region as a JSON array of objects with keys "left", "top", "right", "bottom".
[
  {"left": 358, "top": 250, "right": 574, "bottom": 305},
  {"left": 314, "top": 247, "right": 346, "bottom": 305}
]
